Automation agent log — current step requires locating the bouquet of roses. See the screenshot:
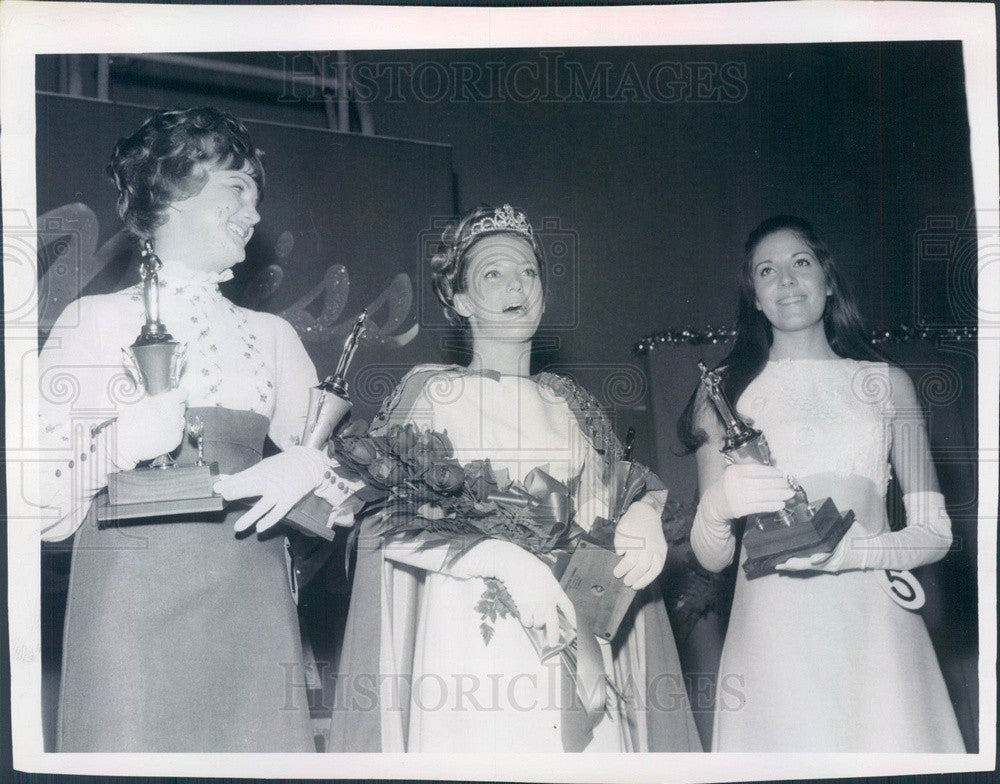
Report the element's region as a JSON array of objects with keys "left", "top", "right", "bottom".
[
  {"left": 330, "top": 419, "right": 583, "bottom": 644},
  {"left": 330, "top": 417, "right": 661, "bottom": 750}
]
